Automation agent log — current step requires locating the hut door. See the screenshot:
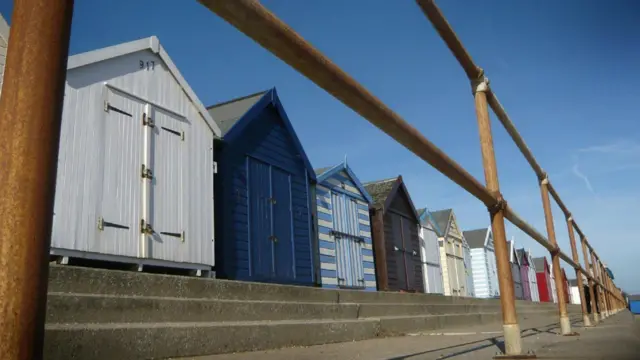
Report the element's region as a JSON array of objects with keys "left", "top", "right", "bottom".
[
  {"left": 271, "top": 167, "right": 294, "bottom": 281},
  {"left": 400, "top": 216, "right": 417, "bottom": 291},
  {"left": 331, "top": 192, "right": 365, "bottom": 288},
  {"left": 390, "top": 213, "right": 408, "bottom": 290},
  {"left": 95, "top": 90, "right": 144, "bottom": 258},
  {"left": 145, "top": 107, "right": 187, "bottom": 262},
  {"left": 248, "top": 158, "right": 273, "bottom": 279}
]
